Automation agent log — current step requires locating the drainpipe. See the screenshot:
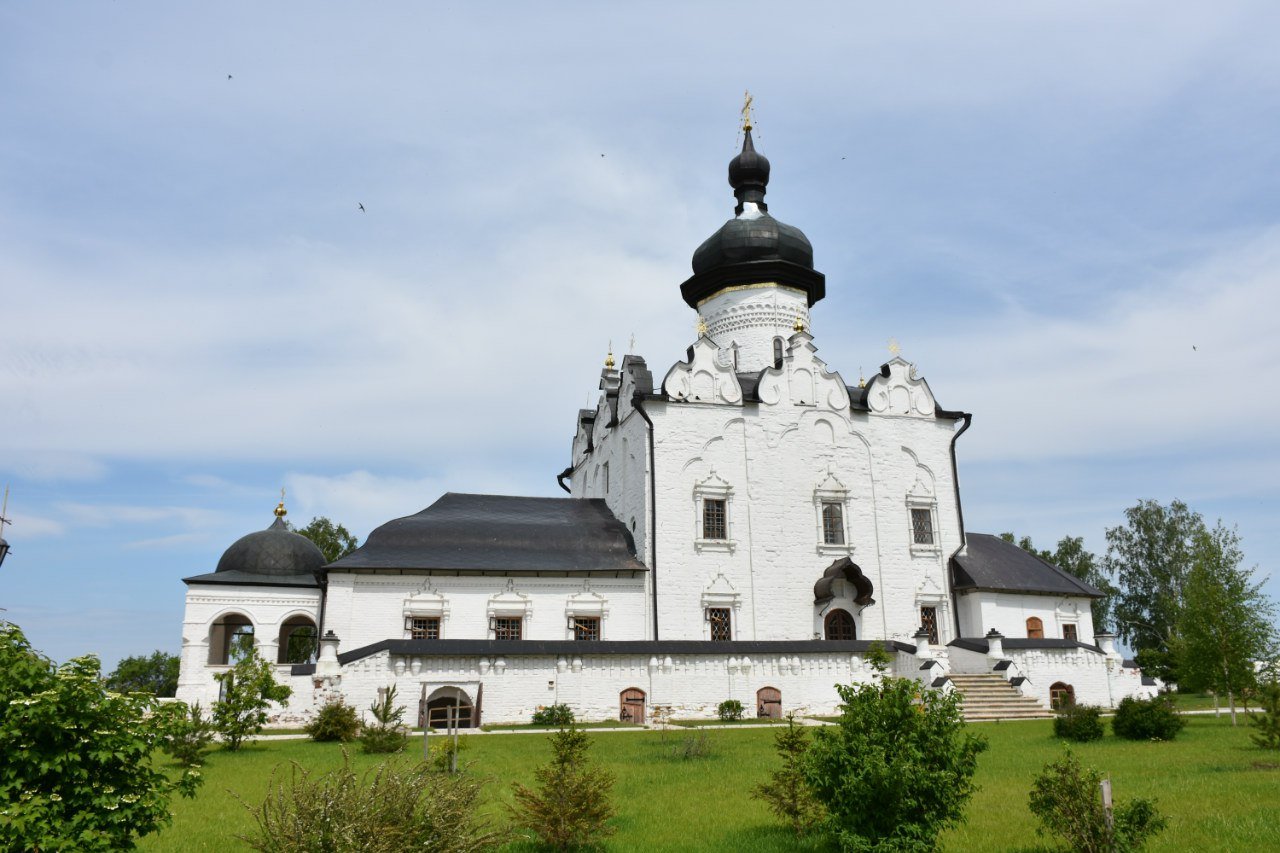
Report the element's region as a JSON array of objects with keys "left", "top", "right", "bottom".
[
  {"left": 633, "top": 397, "right": 660, "bottom": 641},
  {"left": 556, "top": 466, "right": 573, "bottom": 494},
  {"left": 314, "top": 569, "right": 329, "bottom": 655},
  {"left": 946, "top": 412, "right": 973, "bottom": 641}
]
